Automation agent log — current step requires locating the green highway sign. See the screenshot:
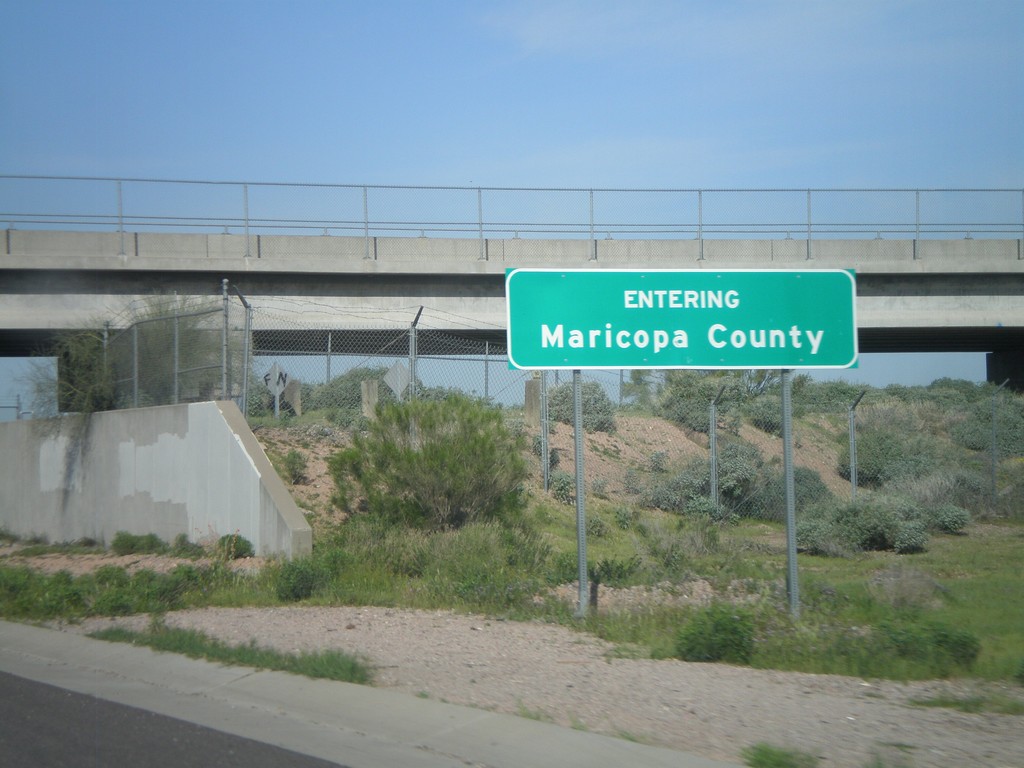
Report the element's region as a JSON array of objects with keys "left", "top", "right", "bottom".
[{"left": 506, "top": 268, "right": 858, "bottom": 370}]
